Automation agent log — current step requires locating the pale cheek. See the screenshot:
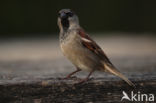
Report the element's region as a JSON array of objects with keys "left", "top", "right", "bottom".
[{"left": 57, "top": 18, "right": 63, "bottom": 30}]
